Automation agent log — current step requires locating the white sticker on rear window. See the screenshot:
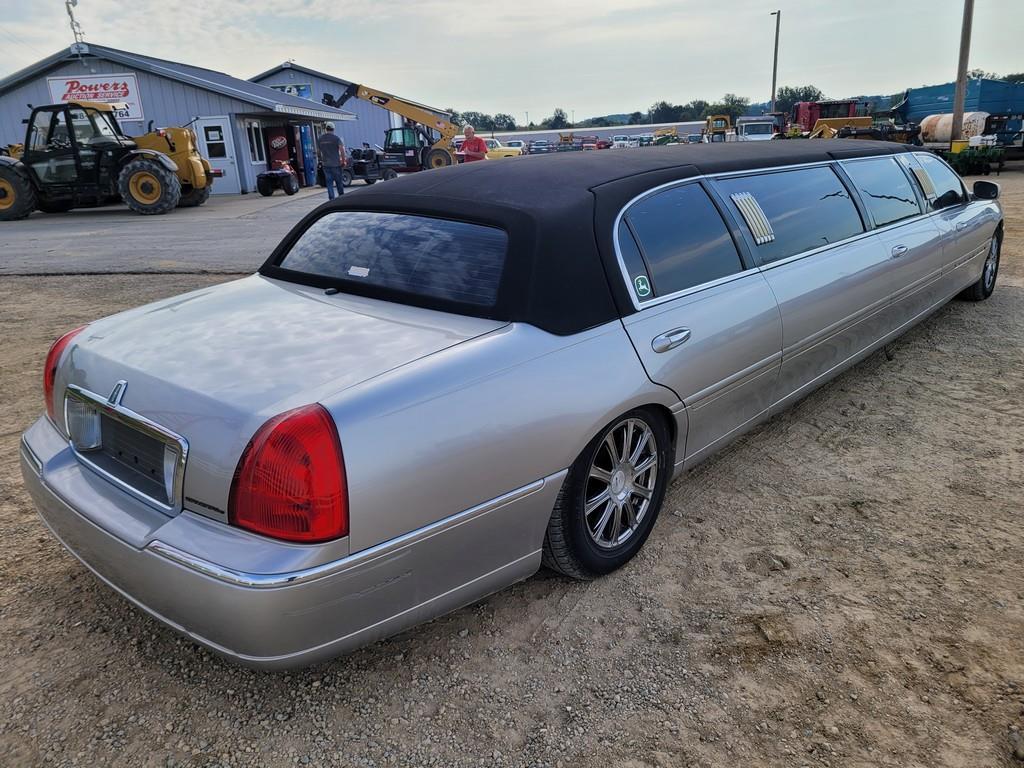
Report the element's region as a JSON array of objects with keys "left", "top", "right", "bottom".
[{"left": 347, "top": 265, "right": 370, "bottom": 277}]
